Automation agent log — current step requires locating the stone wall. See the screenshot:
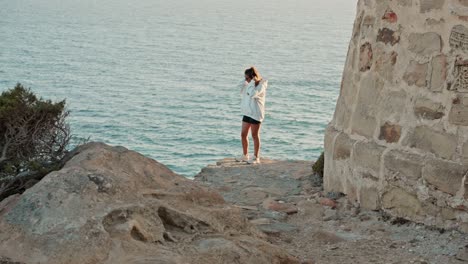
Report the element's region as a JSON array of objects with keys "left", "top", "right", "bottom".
[{"left": 325, "top": 0, "right": 468, "bottom": 231}]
